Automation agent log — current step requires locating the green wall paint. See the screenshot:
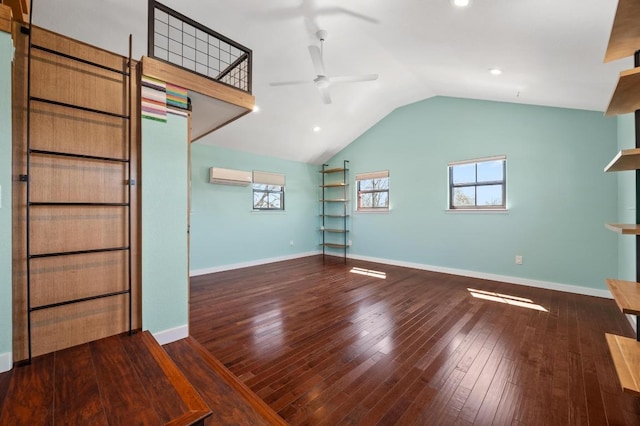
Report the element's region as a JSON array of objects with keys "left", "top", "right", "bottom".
[
  {"left": 617, "top": 114, "right": 635, "bottom": 281},
  {"left": 141, "top": 113, "right": 189, "bottom": 334},
  {"left": 328, "top": 96, "right": 618, "bottom": 290},
  {"left": 0, "top": 32, "right": 12, "bottom": 366},
  {"left": 189, "top": 144, "right": 318, "bottom": 271}
]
